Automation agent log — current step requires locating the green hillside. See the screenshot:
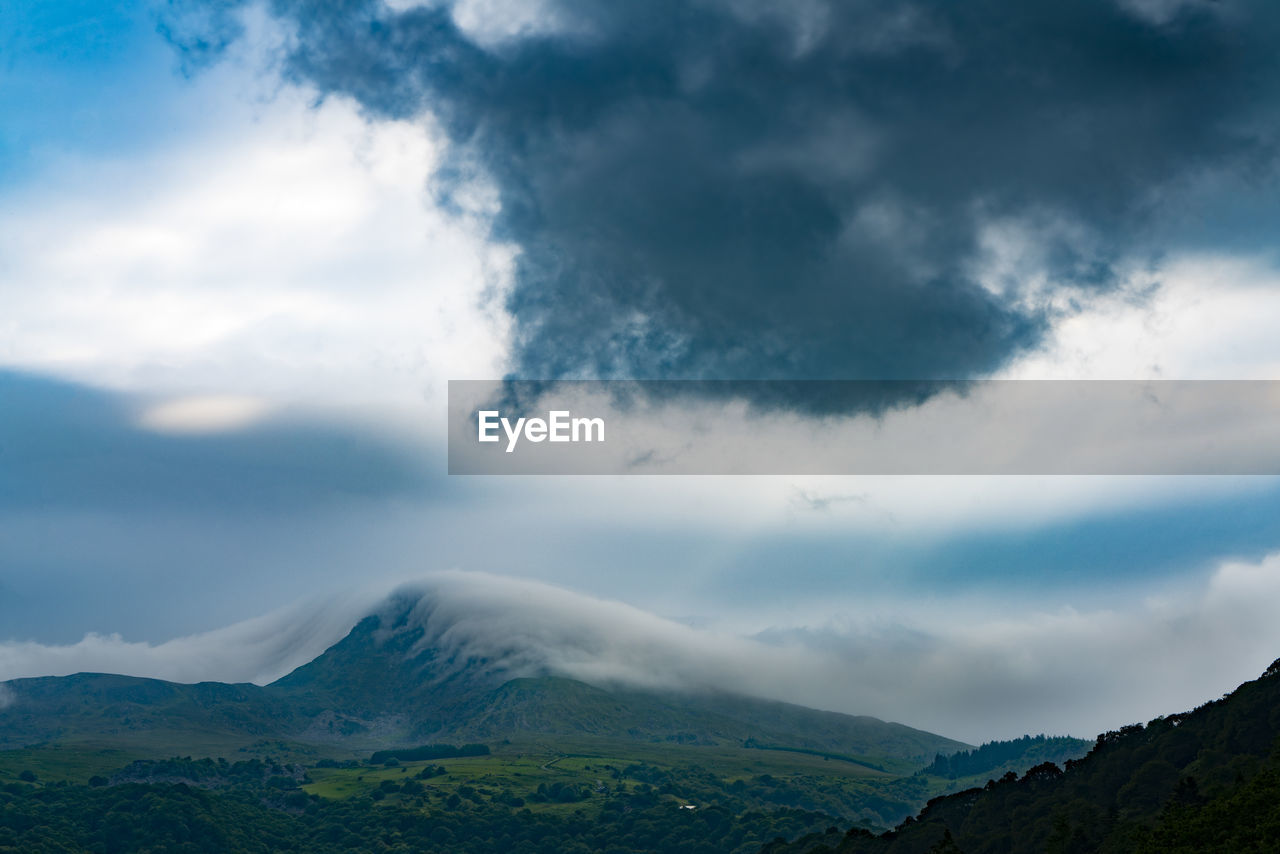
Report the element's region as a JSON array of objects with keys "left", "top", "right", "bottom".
[{"left": 0, "top": 673, "right": 305, "bottom": 751}]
